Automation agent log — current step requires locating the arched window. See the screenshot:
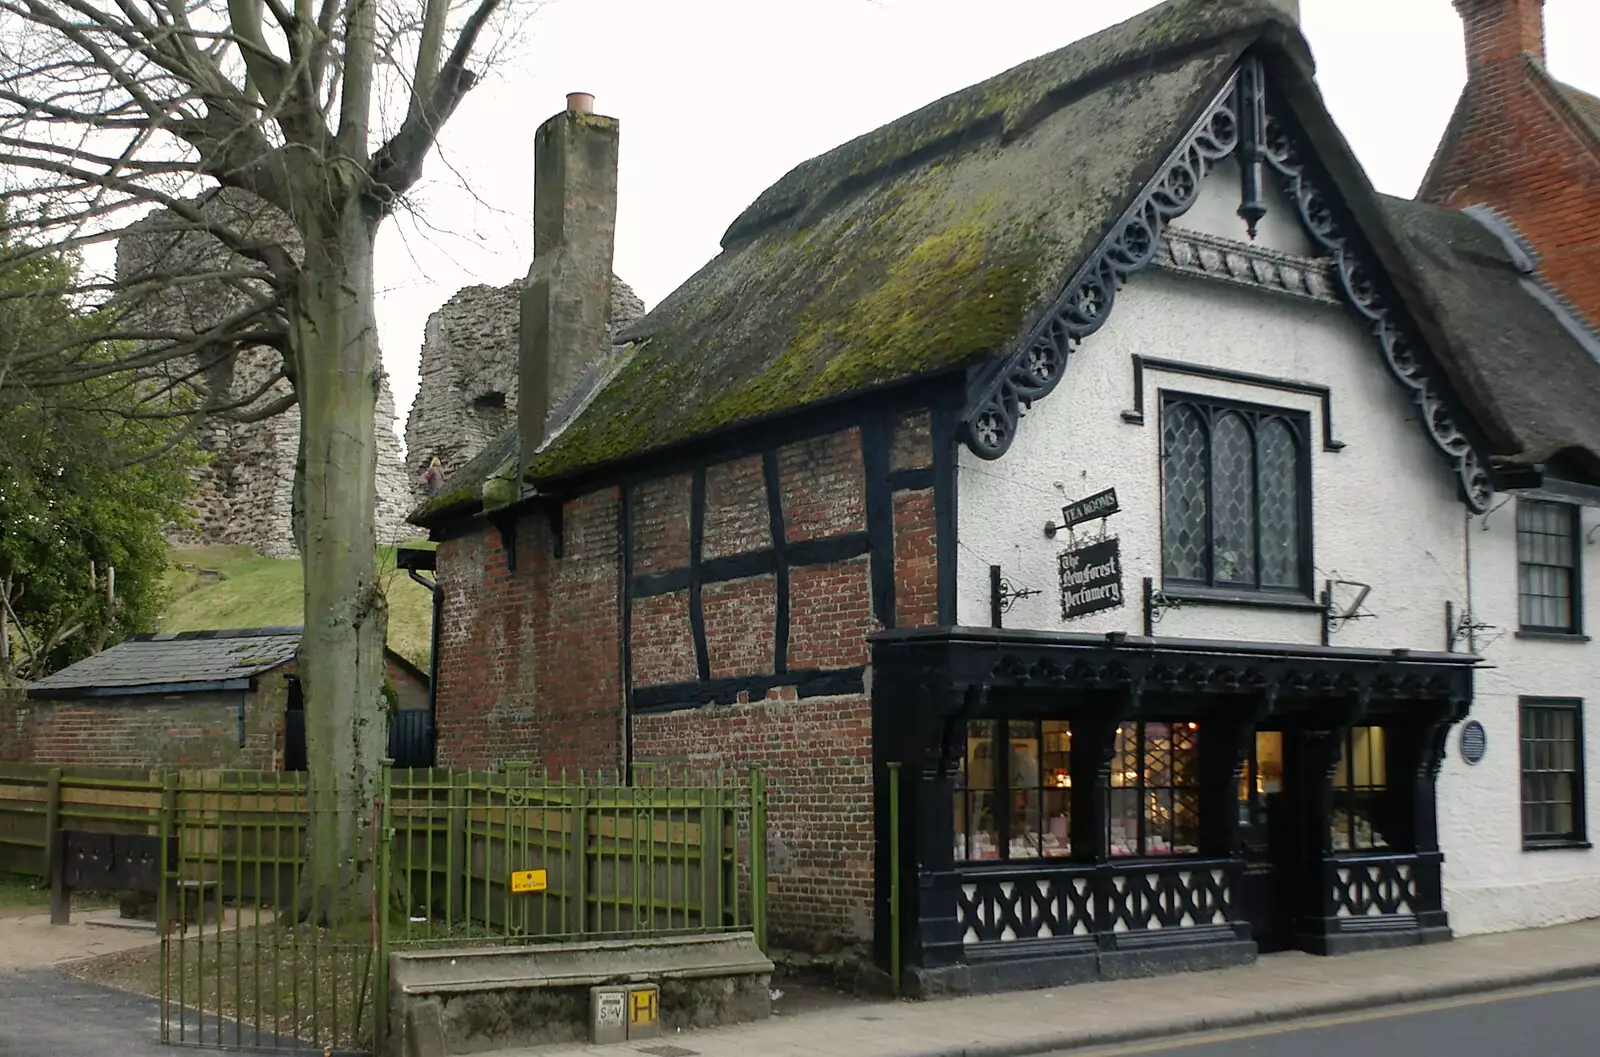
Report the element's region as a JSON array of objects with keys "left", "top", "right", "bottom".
[{"left": 1161, "top": 396, "right": 1309, "bottom": 593}]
